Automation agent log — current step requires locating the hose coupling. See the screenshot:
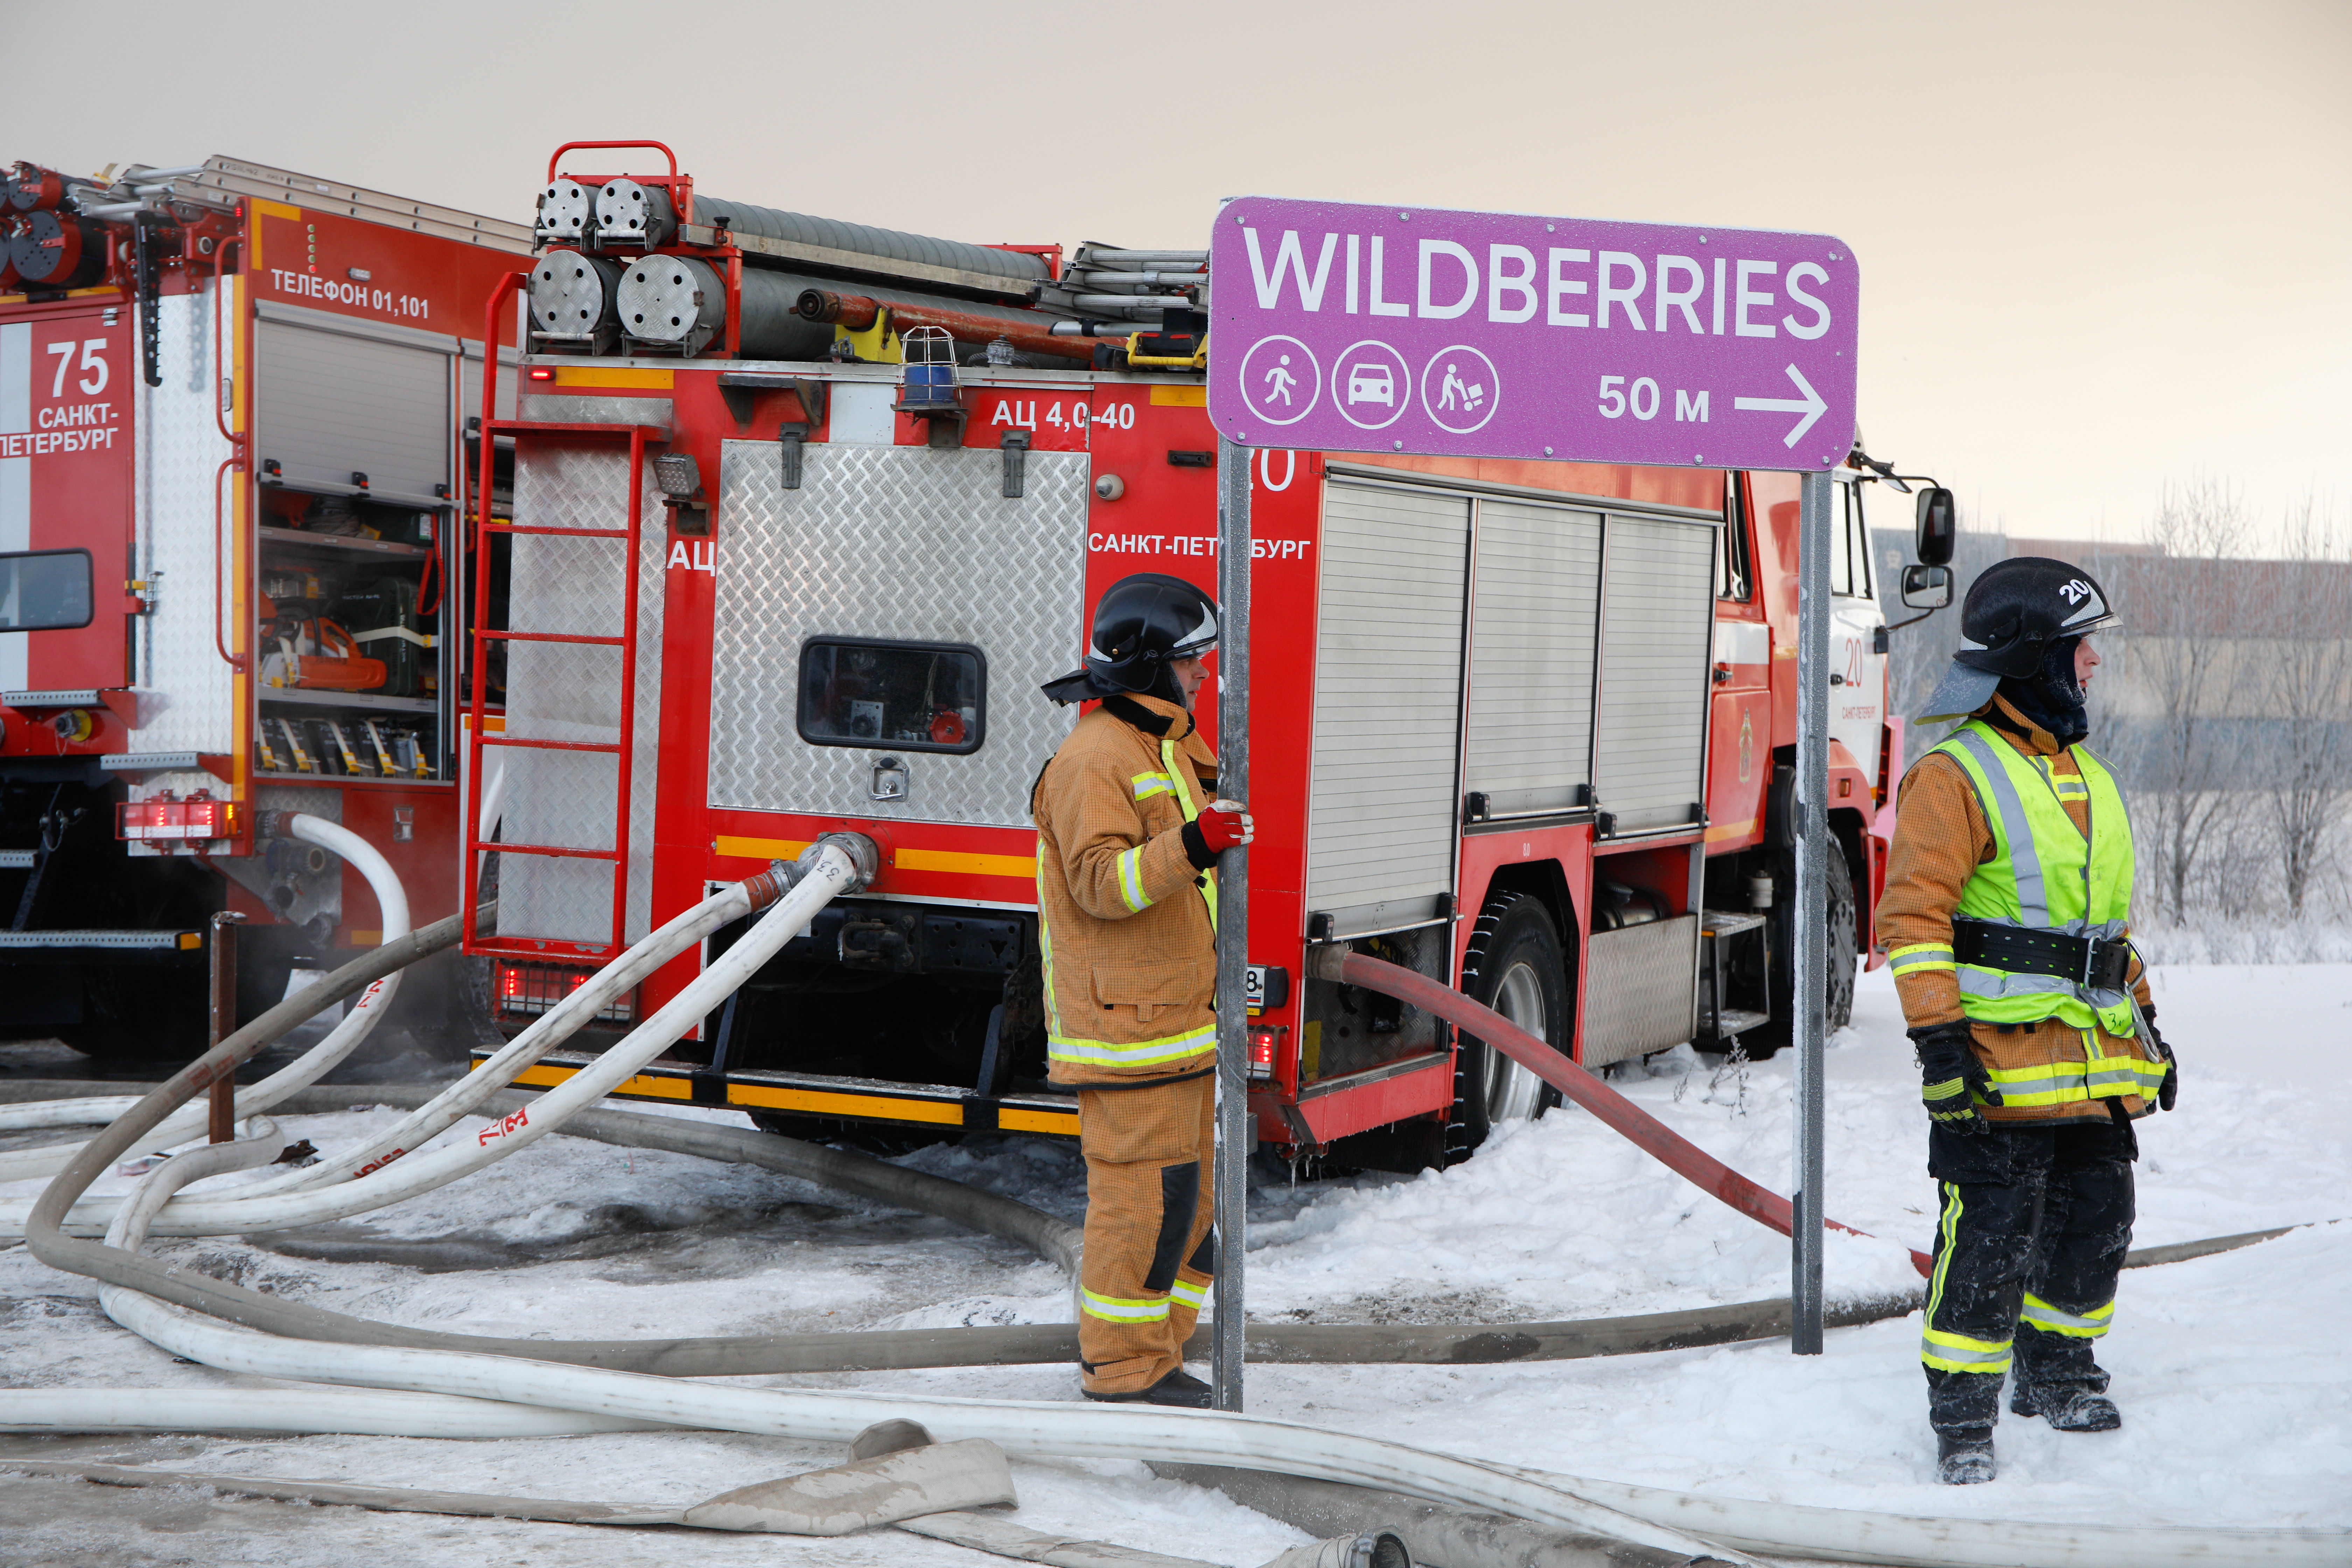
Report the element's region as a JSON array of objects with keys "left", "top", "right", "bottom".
[
  {"left": 804, "top": 831, "right": 881, "bottom": 892},
  {"left": 1260, "top": 1528, "right": 1414, "bottom": 1568},
  {"left": 1303, "top": 943, "right": 1350, "bottom": 984},
  {"left": 741, "top": 860, "right": 806, "bottom": 911}
]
